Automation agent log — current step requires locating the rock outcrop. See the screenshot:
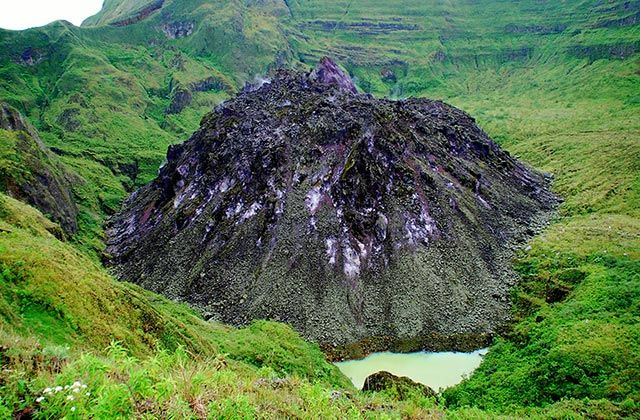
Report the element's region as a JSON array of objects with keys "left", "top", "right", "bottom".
[
  {"left": 110, "top": 0, "right": 165, "bottom": 27},
  {"left": 363, "top": 371, "right": 436, "bottom": 399},
  {"left": 167, "top": 76, "right": 233, "bottom": 115},
  {"left": 160, "top": 20, "right": 195, "bottom": 39},
  {"left": 0, "top": 103, "right": 79, "bottom": 235},
  {"left": 309, "top": 57, "right": 358, "bottom": 94},
  {"left": 106, "top": 58, "right": 557, "bottom": 352}
]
